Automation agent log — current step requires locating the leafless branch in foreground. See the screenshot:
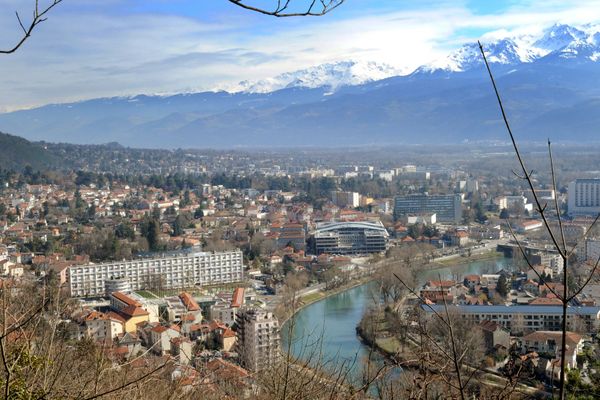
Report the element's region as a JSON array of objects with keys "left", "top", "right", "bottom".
[
  {"left": 478, "top": 40, "right": 600, "bottom": 400},
  {"left": 0, "top": 0, "right": 63, "bottom": 54},
  {"left": 227, "top": 0, "right": 344, "bottom": 17}
]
